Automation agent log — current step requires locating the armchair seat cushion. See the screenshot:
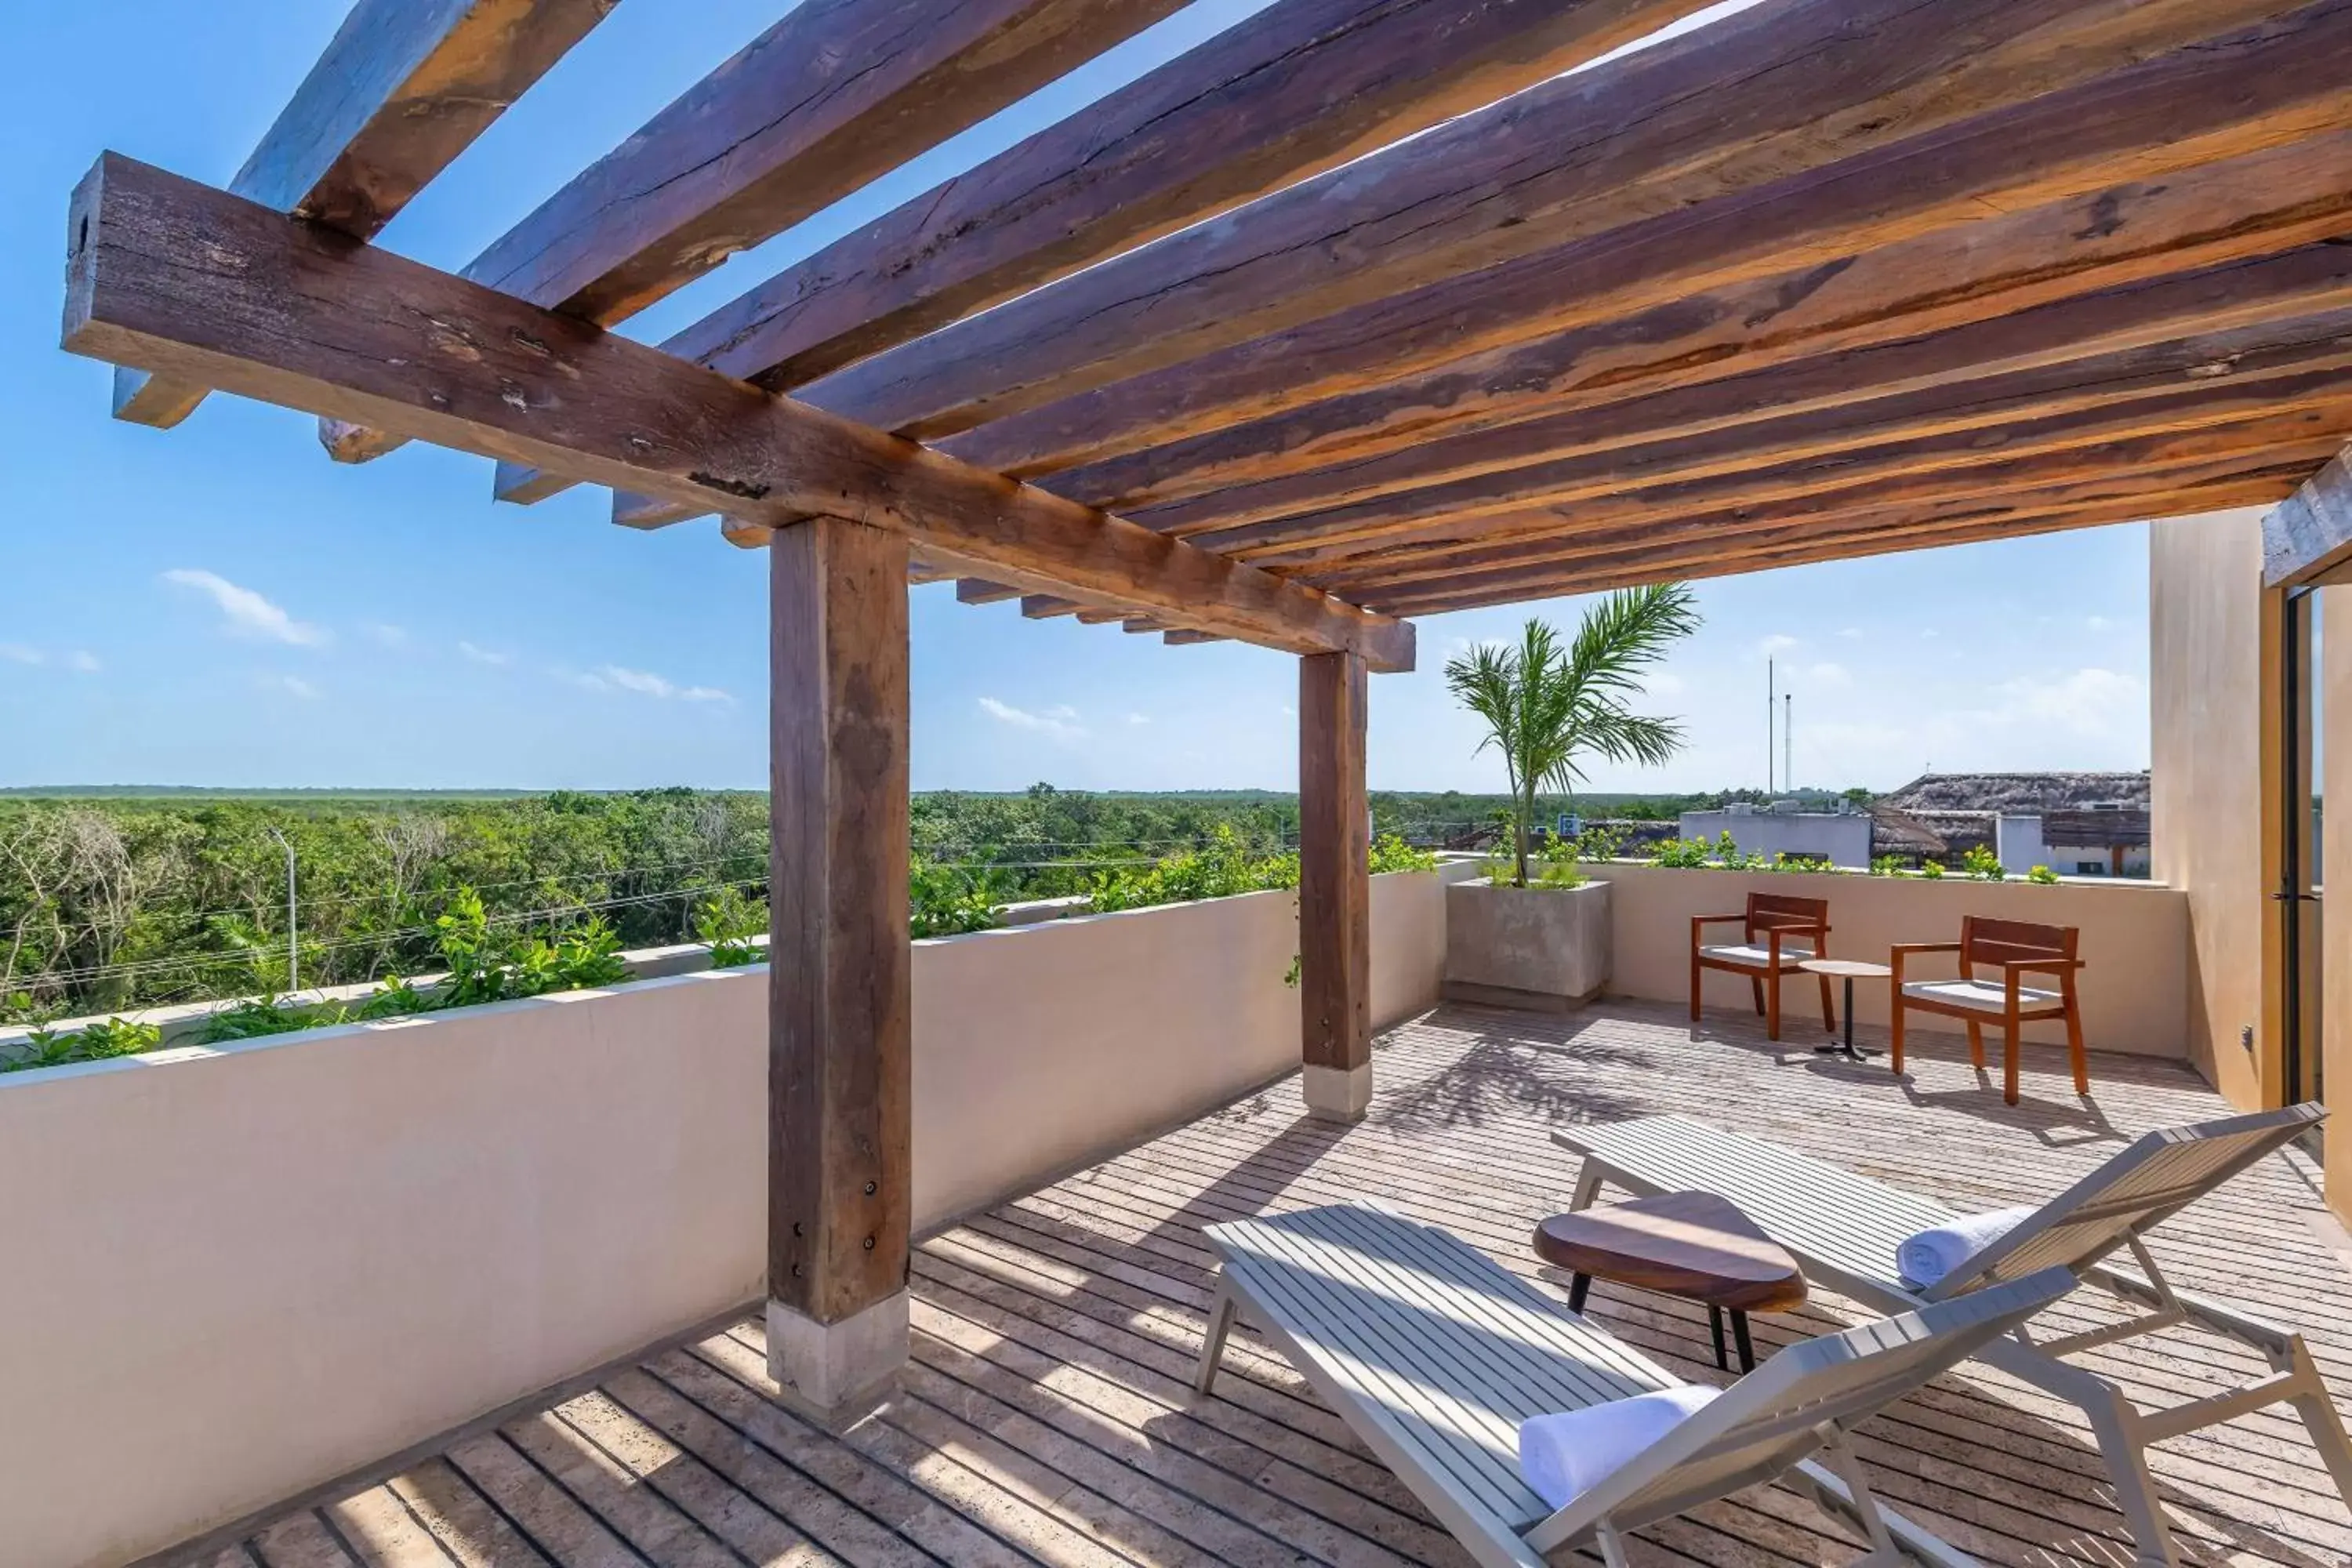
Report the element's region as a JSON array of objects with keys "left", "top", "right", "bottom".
[
  {"left": 1901, "top": 978, "right": 2063, "bottom": 1013},
  {"left": 1697, "top": 942, "right": 1817, "bottom": 970}
]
